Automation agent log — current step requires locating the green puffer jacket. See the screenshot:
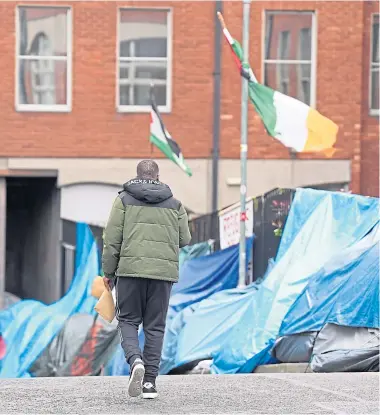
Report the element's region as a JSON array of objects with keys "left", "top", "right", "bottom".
[{"left": 102, "top": 178, "right": 191, "bottom": 283}]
